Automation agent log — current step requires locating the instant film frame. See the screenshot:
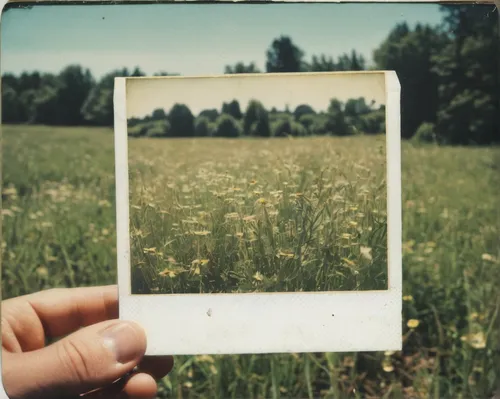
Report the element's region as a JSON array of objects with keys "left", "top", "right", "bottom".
[{"left": 114, "top": 71, "right": 402, "bottom": 356}]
